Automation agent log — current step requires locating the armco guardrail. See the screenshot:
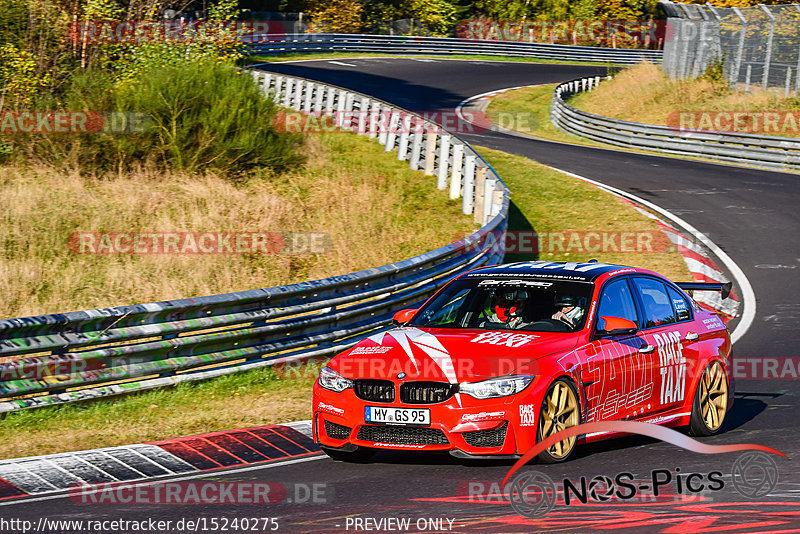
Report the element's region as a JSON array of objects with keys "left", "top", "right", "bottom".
[
  {"left": 247, "top": 33, "right": 662, "bottom": 65},
  {"left": 0, "top": 71, "right": 509, "bottom": 414},
  {"left": 551, "top": 76, "right": 800, "bottom": 170}
]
